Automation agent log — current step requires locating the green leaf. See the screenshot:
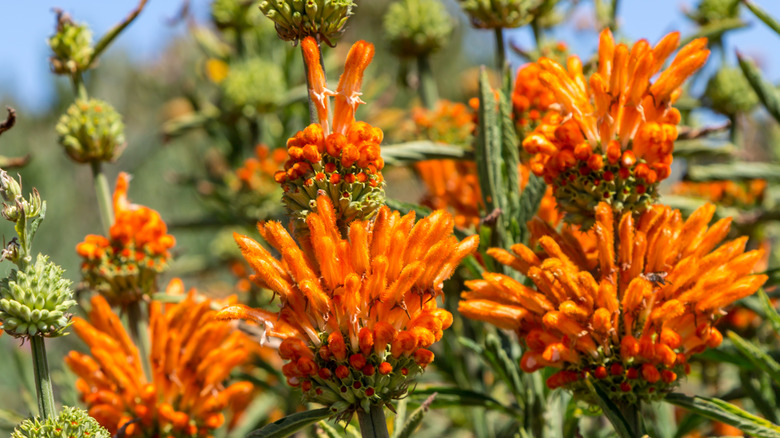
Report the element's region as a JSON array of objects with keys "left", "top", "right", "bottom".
[
  {"left": 743, "top": 0, "right": 780, "bottom": 37},
  {"left": 759, "top": 288, "right": 780, "bottom": 333},
  {"left": 680, "top": 18, "right": 747, "bottom": 46},
  {"left": 483, "top": 334, "right": 524, "bottom": 401},
  {"left": 517, "top": 174, "right": 545, "bottom": 245},
  {"left": 687, "top": 162, "right": 780, "bottom": 182},
  {"left": 393, "top": 393, "right": 436, "bottom": 438},
  {"left": 380, "top": 141, "right": 469, "bottom": 166},
  {"left": 384, "top": 199, "right": 433, "bottom": 218},
  {"left": 585, "top": 380, "right": 639, "bottom": 438},
  {"left": 317, "top": 420, "right": 343, "bottom": 438},
  {"left": 247, "top": 408, "right": 331, "bottom": 438},
  {"left": 411, "top": 386, "right": 519, "bottom": 417},
  {"left": 728, "top": 331, "right": 780, "bottom": 387},
  {"left": 226, "top": 393, "right": 283, "bottom": 438},
  {"left": 392, "top": 397, "right": 408, "bottom": 438},
  {"left": 666, "top": 393, "right": 780, "bottom": 438},
  {"left": 739, "top": 371, "right": 779, "bottom": 423},
  {"left": 738, "top": 52, "right": 780, "bottom": 124},
  {"left": 673, "top": 140, "right": 736, "bottom": 159}
]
